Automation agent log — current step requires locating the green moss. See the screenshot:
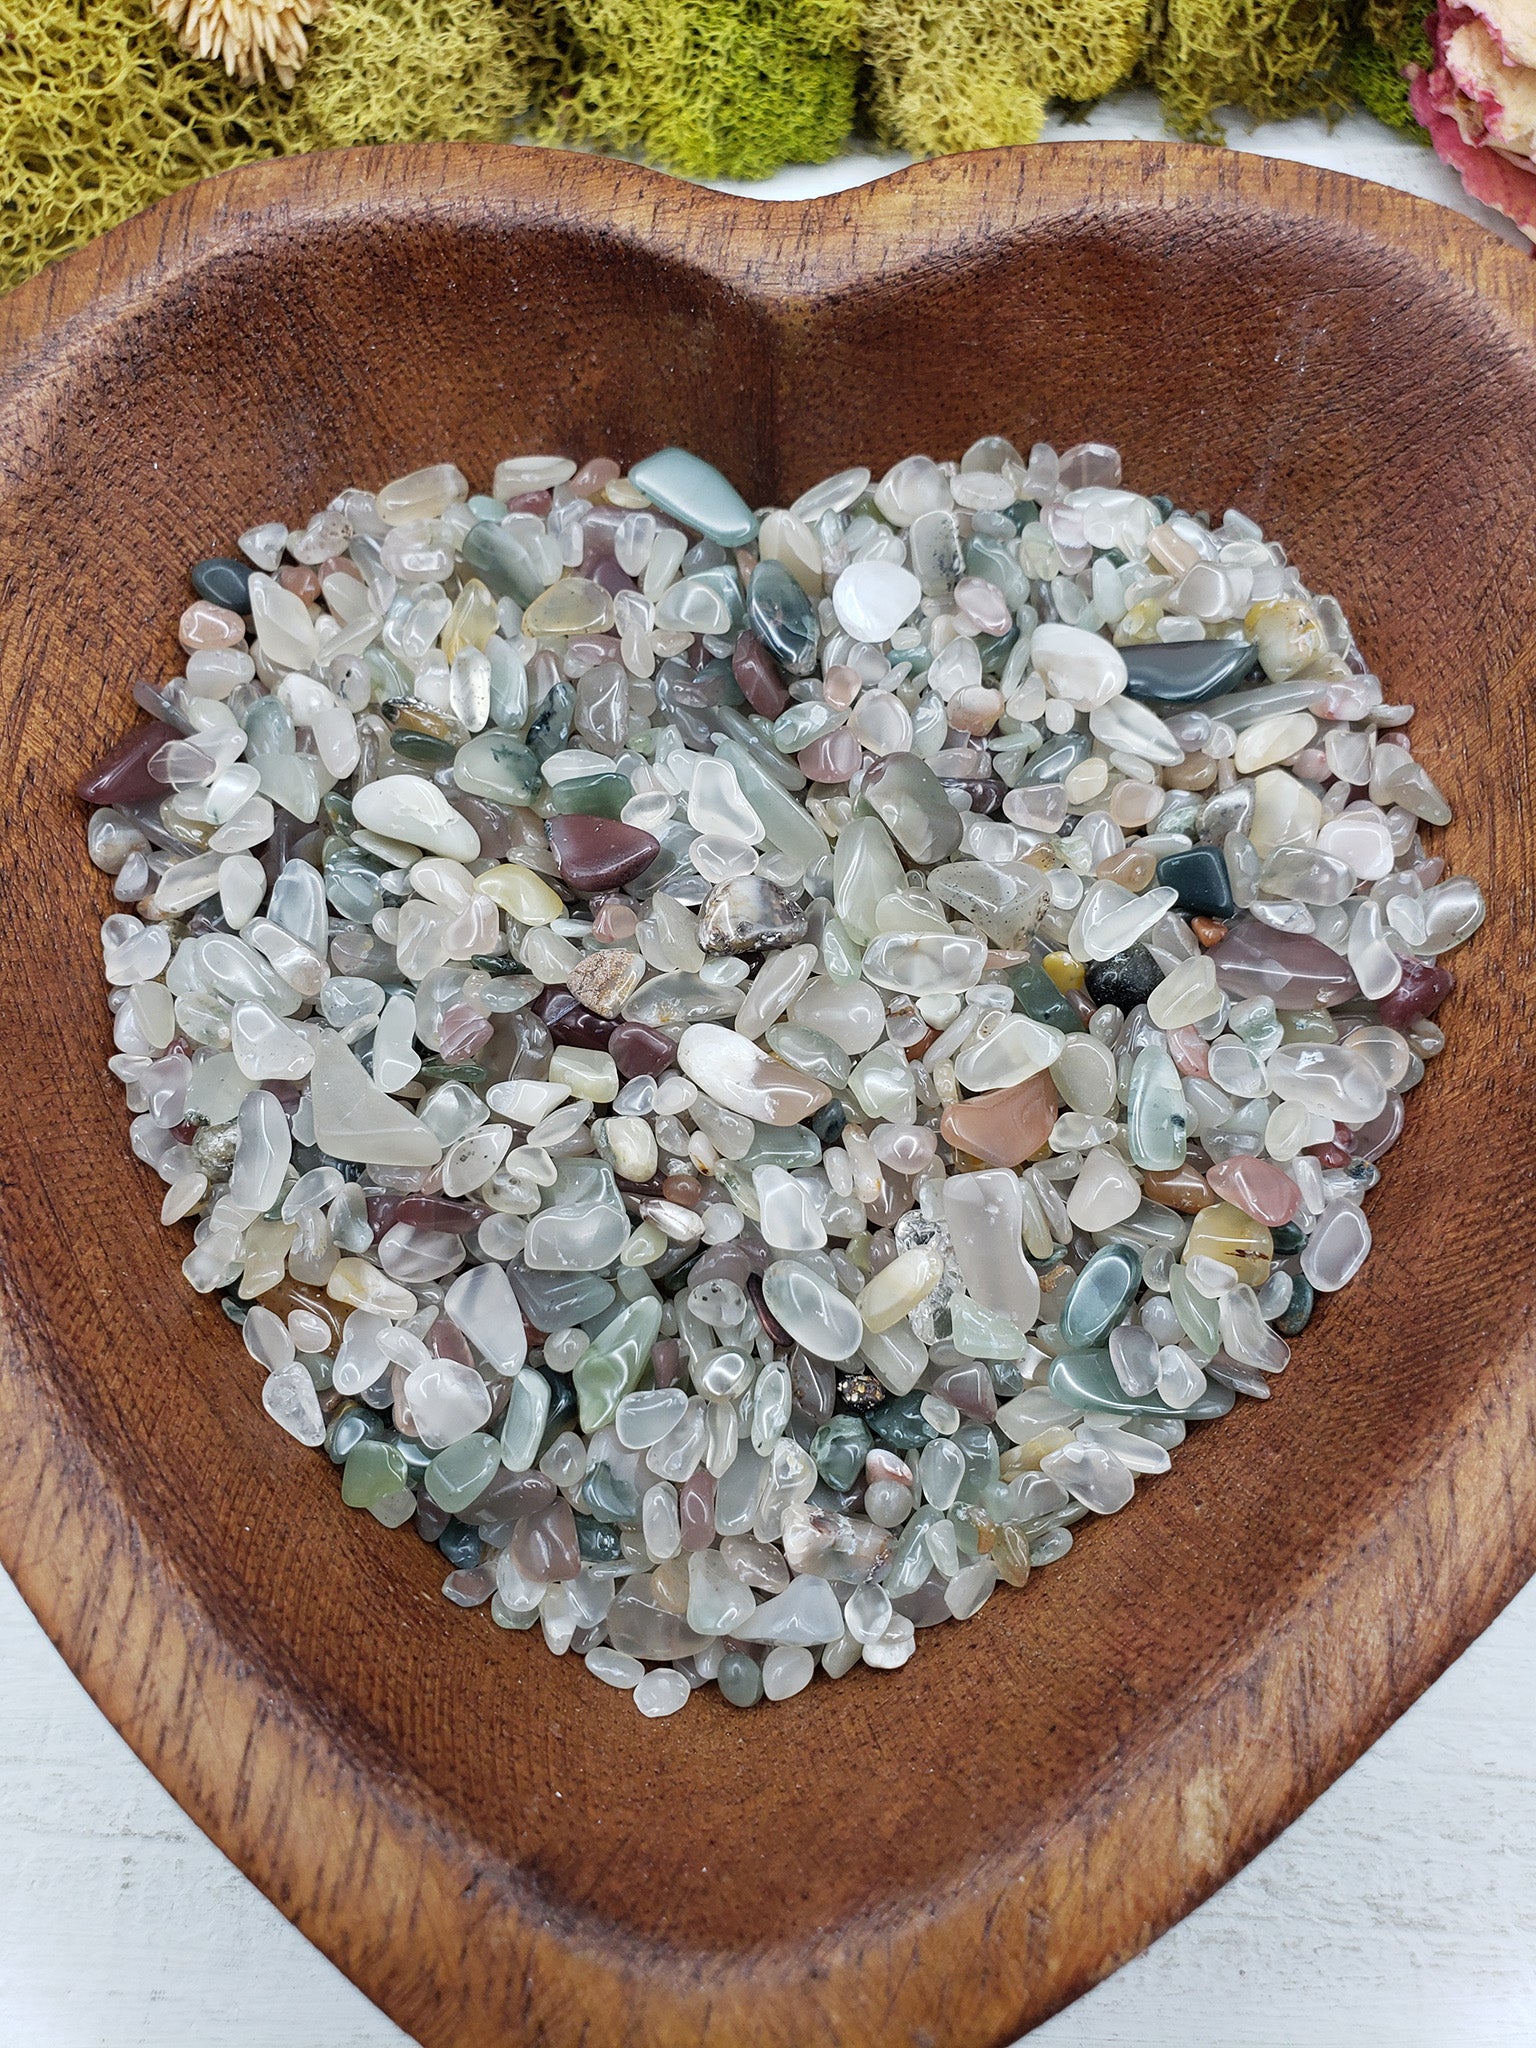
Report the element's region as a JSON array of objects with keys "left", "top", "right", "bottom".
[
  {"left": 1344, "top": 1, "right": 1432, "bottom": 136},
  {"left": 1144, "top": 0, "right": 1352, "bottom": 141},
  {"left": 537, "top": 0, "right": 860, "bottom": 181},
  {"left": 862, "top": 0, "right": 1147, "bottom": 155},
  {"left": 0, "top": 0, "right": 545, "bottom": 295},
  {"left": 0, "top": 0, "right": 1446, "bottom": 301},
  {"left": 296, "top": 0, "right": 549, "bottom": 149}
]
